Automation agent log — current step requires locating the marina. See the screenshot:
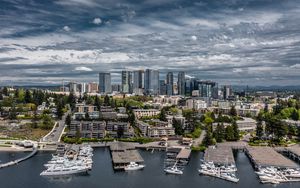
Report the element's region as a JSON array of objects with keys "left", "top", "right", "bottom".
[
  {"left": 40, "top": 145, "right": 94, "bottom": 176},
  {"left": 245, "top": 146, "right": 300, "bottom": 184},
  {"left": 199, "top": 146, "right": 239, "bottom": 183},
  {"left": 109, "top": 142, "right": 145, "bottom": 170}
]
